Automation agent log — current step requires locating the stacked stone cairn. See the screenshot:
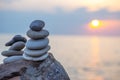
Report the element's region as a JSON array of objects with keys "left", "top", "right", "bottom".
[
  {"left": 1, "top": 35, "right": 27, "bottom": 63},
  {"left": 23, "top": 20, "right": 50, "bottom": 61}
]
